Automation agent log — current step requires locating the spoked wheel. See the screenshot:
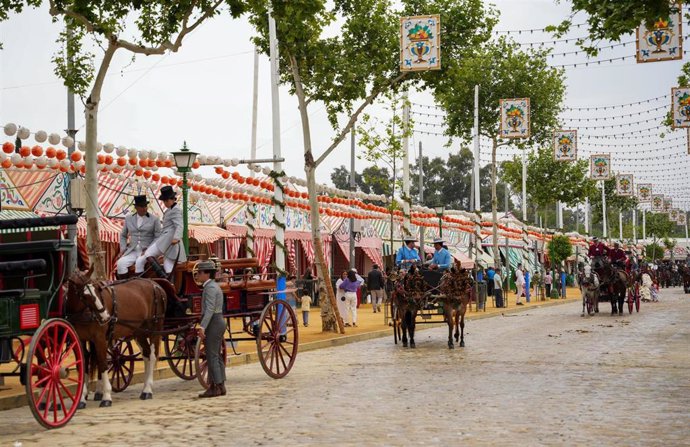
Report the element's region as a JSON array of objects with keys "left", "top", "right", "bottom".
[
  {"left": 256, "top": 299, "right": 298, "bottom": 379},
  {"left": 627, "top": 288, "right": 634, "bottom": 314},
  {"left": 635, "top": 283, "right": 641, "bottom": 312},
  {"left": 164, "top": 329, "right": 199, "bottom": 380},
  {"left": 194, "top": 337, "right": 228, "bottom": 389},
  {"left": 26, "top": 319, "right": 84, "bottom": 429},
  {"left": 391, "top": 300, "right": 400, "bottom": 344},
  {"left": 107, "top": 338, "right": 139, "bottom": 392}
]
